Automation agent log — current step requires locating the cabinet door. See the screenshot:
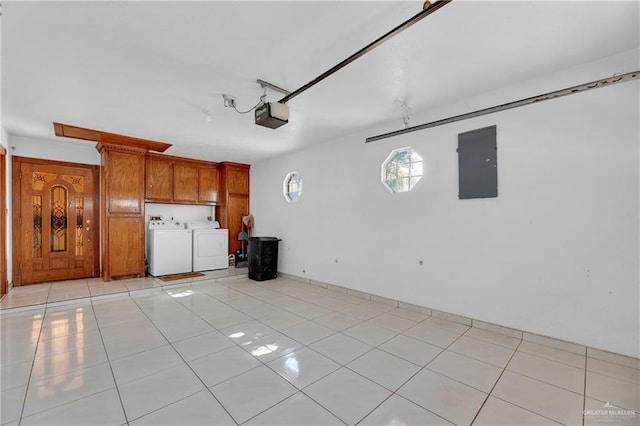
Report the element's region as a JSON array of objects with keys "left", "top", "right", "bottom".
[
  {"left": 107, "top": 216, "right": 144, "bottom": 278},
  {"left": 146, "top": 157, "right": 172, "bottom": 201},
  {"left": 198, "top": 166, "right": 219, "bottom": 204},
  {"left": 227, "top": 167, "right": 249, "bottom": 194},
  {"left": 227, "top": 193, "right": 249, "bottom": 255},
  {"left": 173, "top": 162, "right": 198, "bottom": 203},
  {"left": 105, "top": 151, "right": 145, "bottom": 214}
]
